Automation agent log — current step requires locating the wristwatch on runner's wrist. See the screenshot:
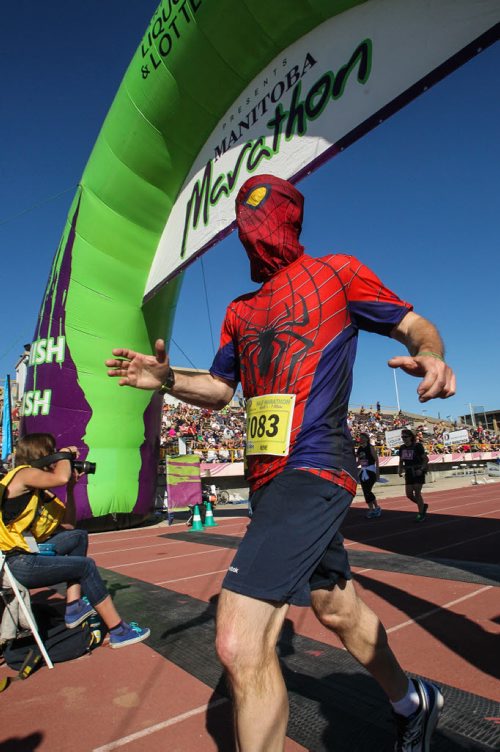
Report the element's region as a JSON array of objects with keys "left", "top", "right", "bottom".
[{"left": 158, "top": 368, "right": 176, "bottom": 394}]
